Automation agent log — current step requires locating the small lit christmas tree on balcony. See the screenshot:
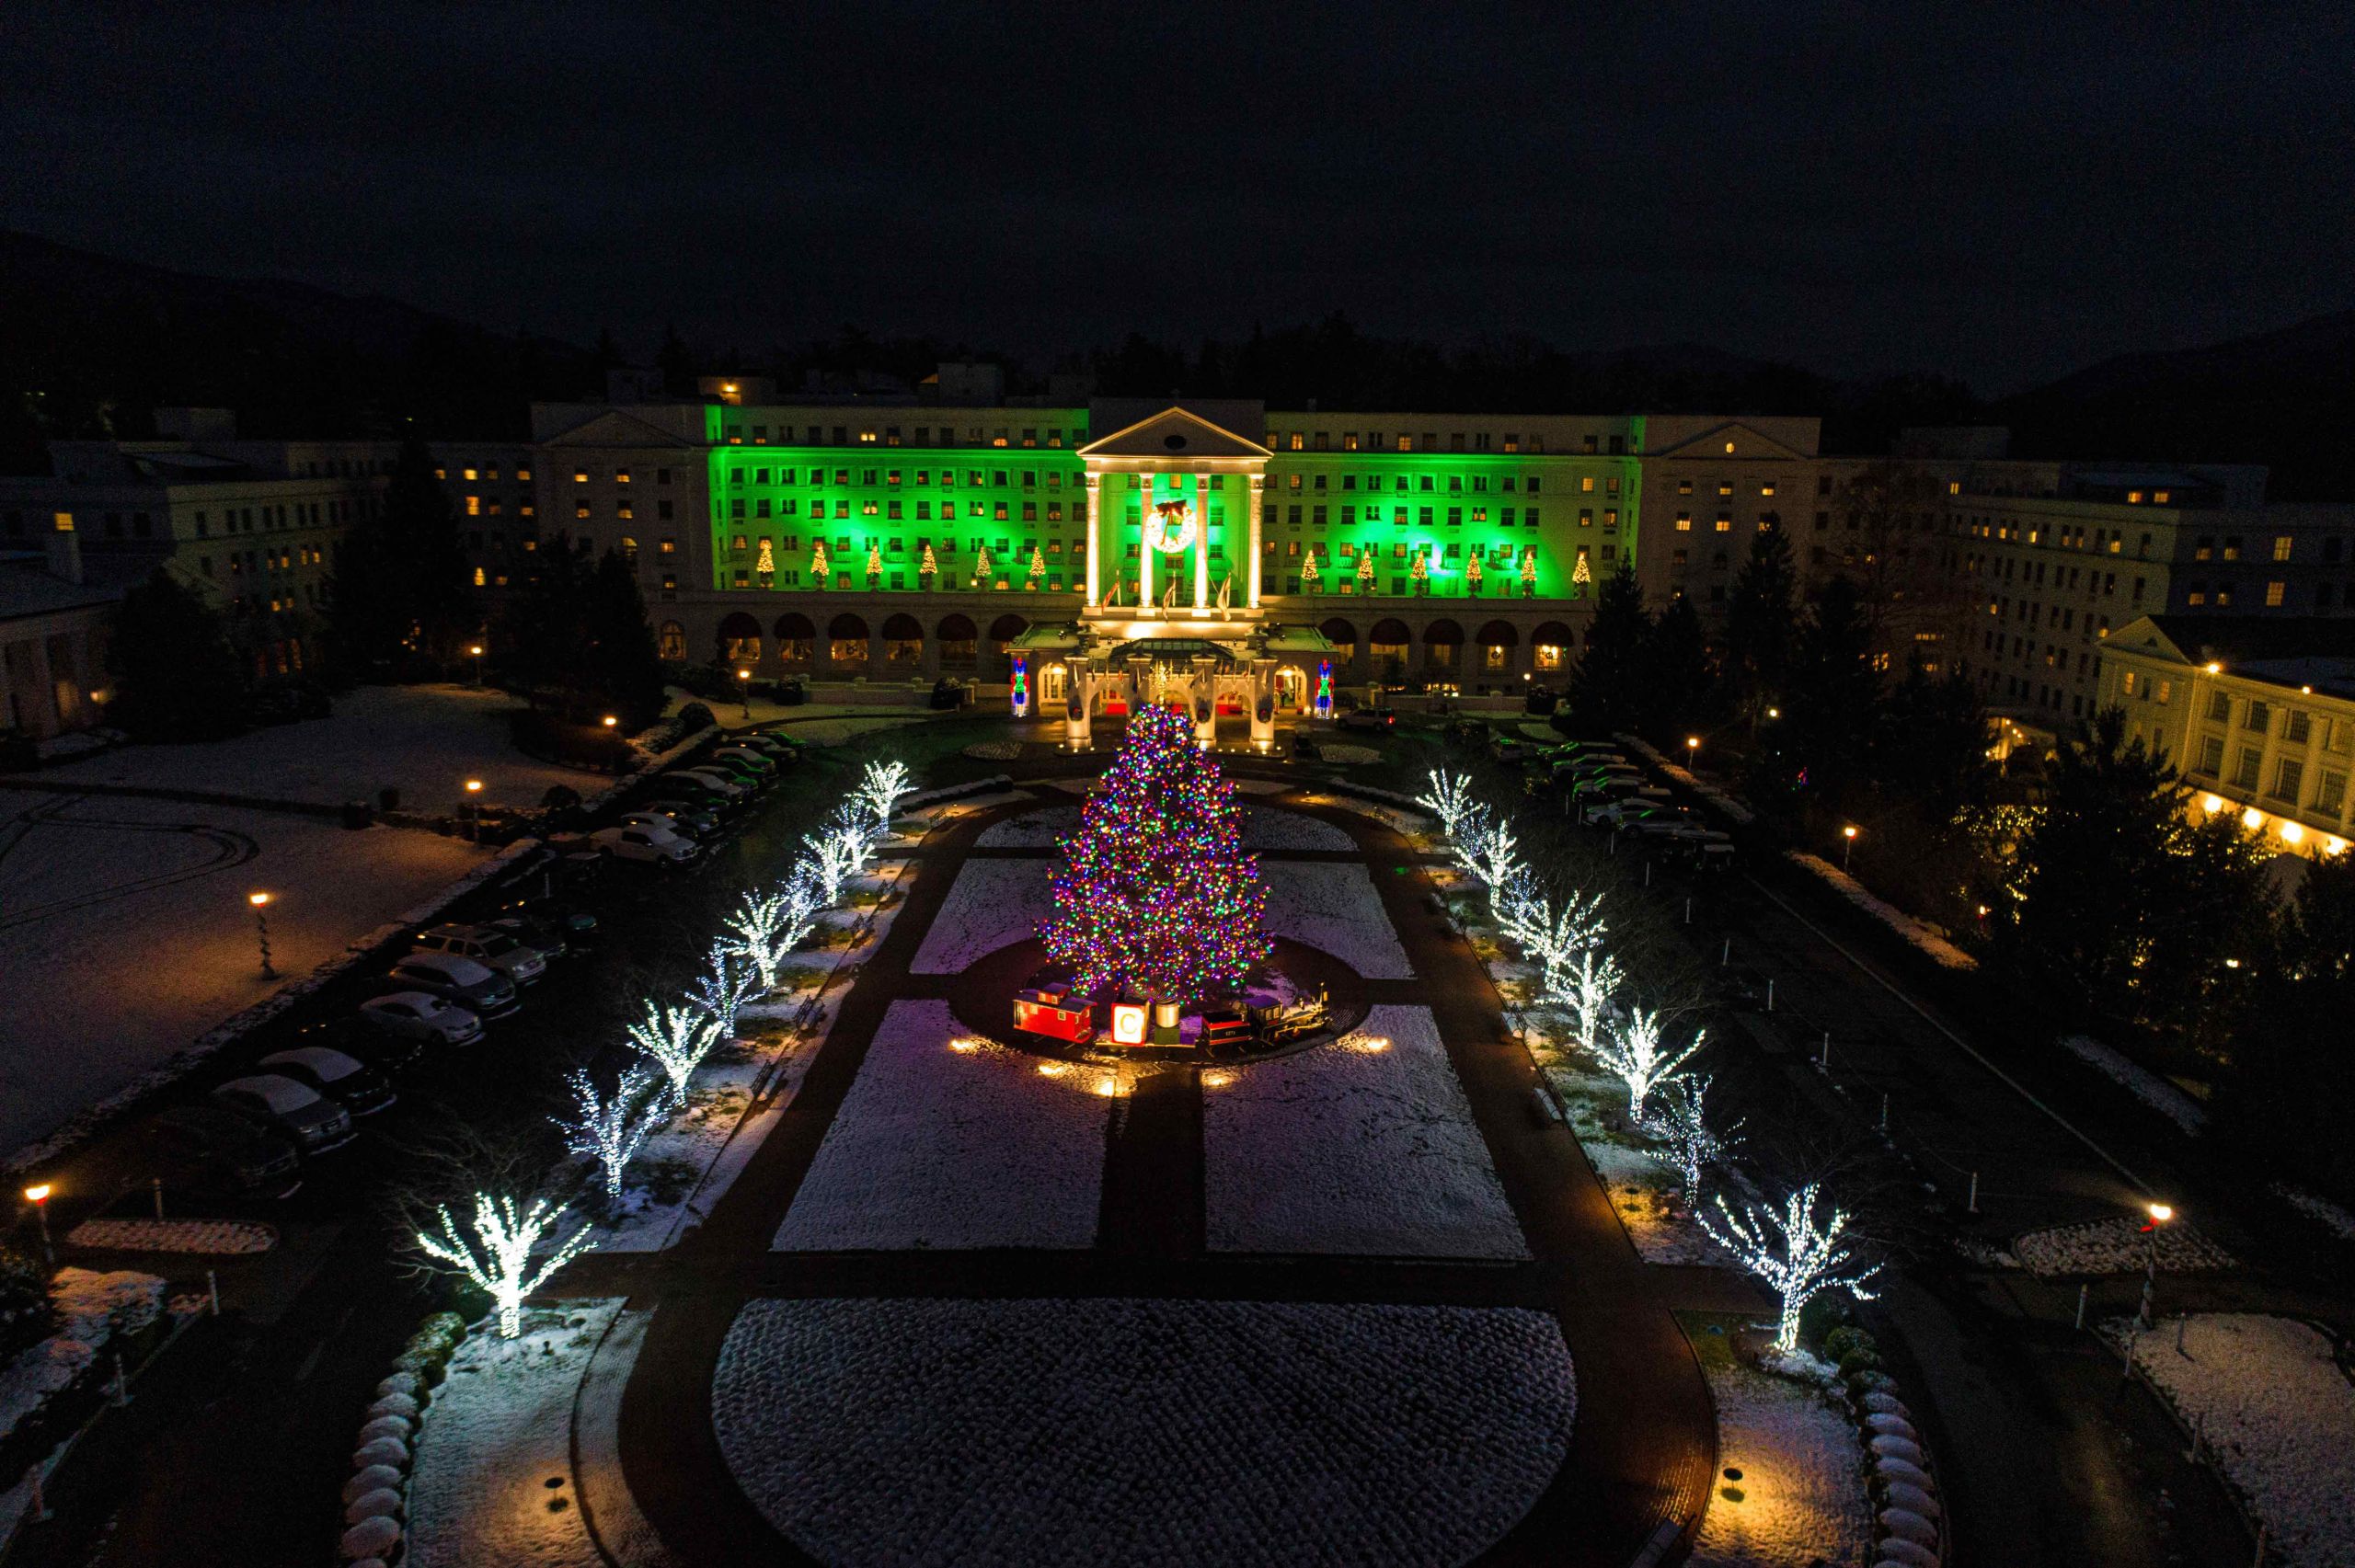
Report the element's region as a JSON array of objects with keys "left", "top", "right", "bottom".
[
  {"left": 1357, "top": 551, "right": 1375, "bottom": 593},
  {"left": 866, "top": 544, "right": 883, "bottom": 589},
  {"left": 1040, "top": 704, "right": 1269, "bottom": 1007},
  {"left": 919, "top": 542, "right": 938, "bottom": 589},
  {"left": 810, "top": 540, "right": 830, "bottom": 589}
]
